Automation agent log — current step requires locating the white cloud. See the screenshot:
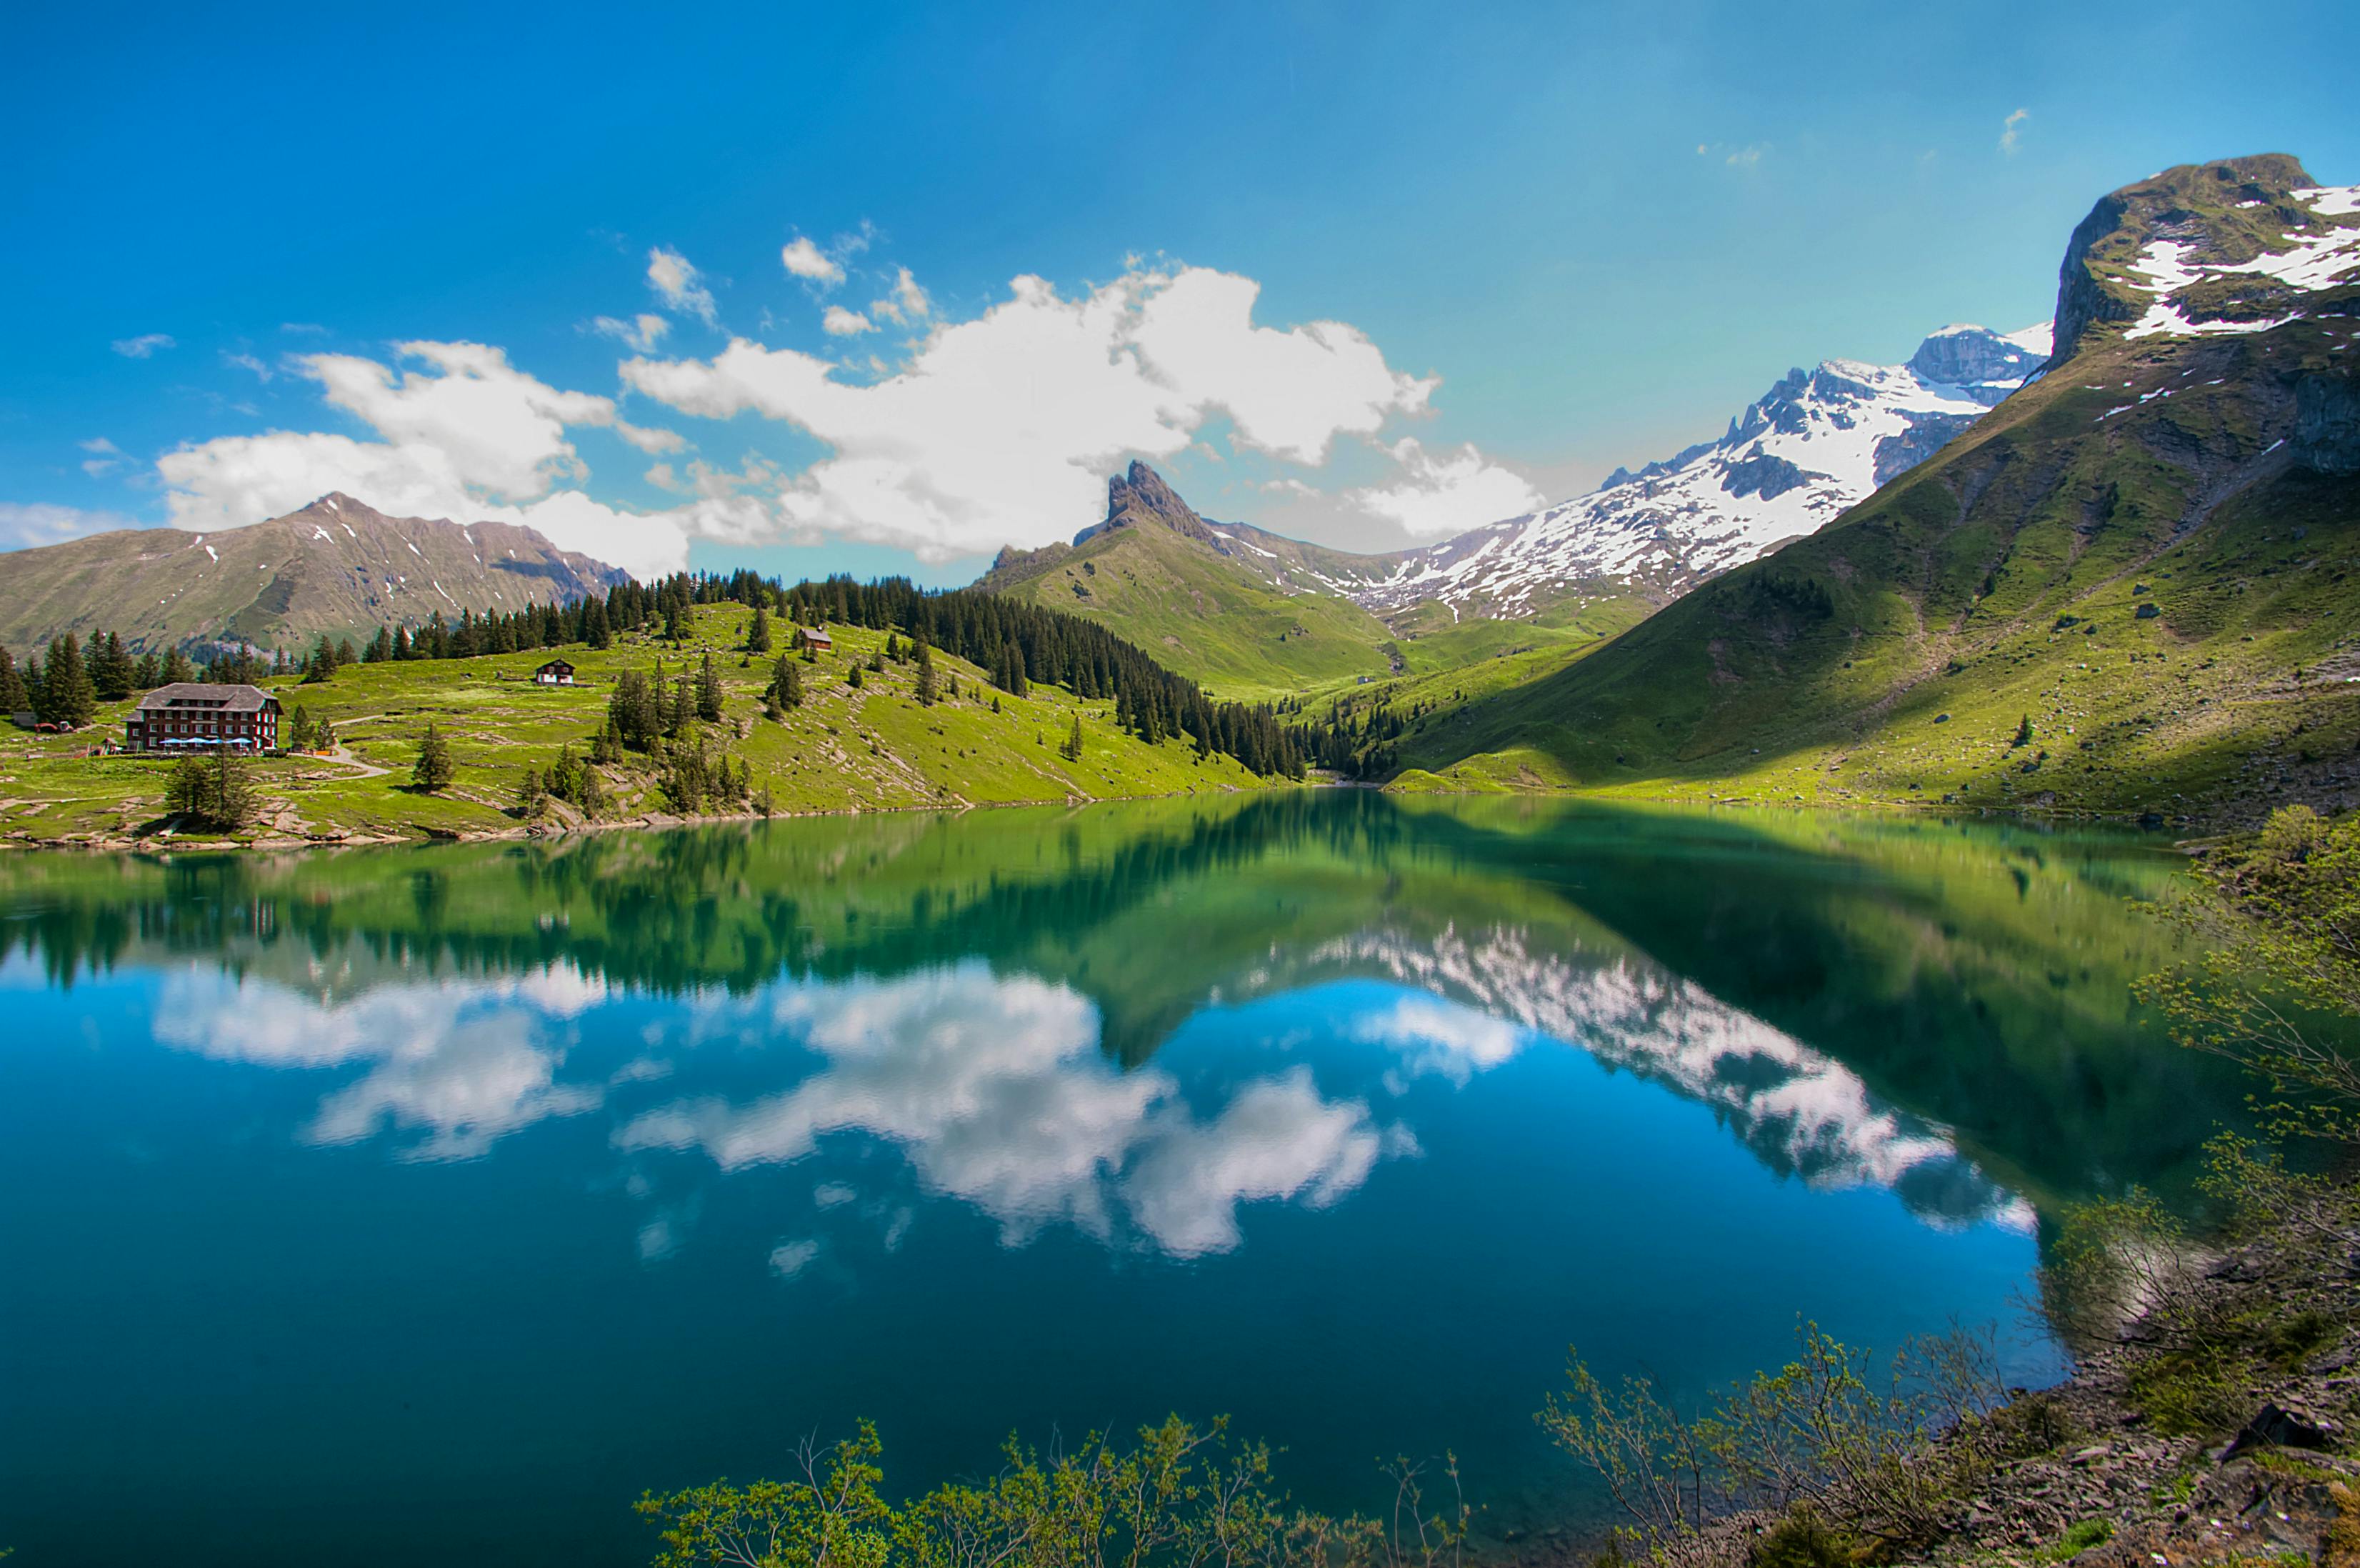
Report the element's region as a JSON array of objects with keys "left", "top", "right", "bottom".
[
  {"left": 1725, "top": 144, "right": 1768, "bottom": 170},
  {"left": 614, "top": 419, "right": 686, "bottom": 454},
  {"left": 306, "top": 340, "right": 612, "bottom": 496},
  {"left": 780, "top": 236, "right": 844, "bottom": 284},
  {"left": 0, "top": 502, "right": 138, "bottom": 548},
  {"left": 279, "top": 321, "right": 329, "bottom": 335},
  {"left": 224, "top": 350, "right": 274, "bottom": 381},
  {"left": 1349, "top": 438, "right": 1544, "bottom": 537},
  {"left": 869, "top": 266, "right": 931, "bottom": 326},
  {"left": 153, "top": 341, "right": 709, "bottom": 577},
  {"left": 591, "top": 313, "right": 671, "bottom": 353},
  {"left": 821, "top": 305, "right": 875, "bottom": 337},
  {"left": 78, "top": 436, "right": 124, "bottom": 479},
  {"left": 646, "top": 246, "right": 717, "bottom": 324},
  {"left": 1999, "top": 109, "right": 2029, "bottom": 155},
  {"left": 111, "top": 333, "right": 175, "bottom": 358},
  {"left": 620, "top": 263, "right": 1436, "bottom": 560}
]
